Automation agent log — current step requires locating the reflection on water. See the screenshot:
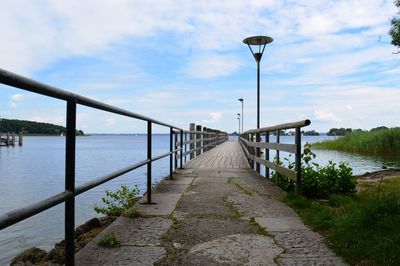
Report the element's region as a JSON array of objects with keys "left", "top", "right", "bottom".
[{"left": 1, "top": 135, "right": 399, "bottom": 264}]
